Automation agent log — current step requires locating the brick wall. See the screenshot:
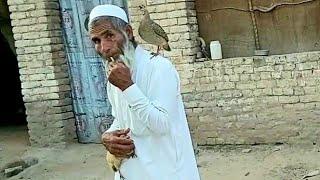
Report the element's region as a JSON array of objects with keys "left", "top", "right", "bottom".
[
  {"left": 128, "top": 1, "right": 320, "bottom": 146},
  {"left": 127, "top": 0, "right": 200, "bottom": 138},
  {"left": 189, "top": 52, "right": 320, "bottom": 145},
  {"left": 7, "top": 0, "right": 76, "bottom": 147},
  {"left": 9, "top": 0, "right": 317, "bottom": 147}
]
